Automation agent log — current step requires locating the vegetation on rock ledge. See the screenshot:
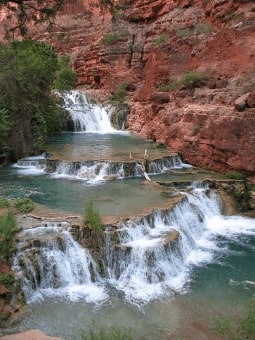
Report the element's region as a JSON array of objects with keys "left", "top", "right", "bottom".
[
  {"left": 0, "top": 210, "right": 16, "bottom": 262},
  {"left": 85, "top": 201, "right": 103, "bottom": 234}
]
